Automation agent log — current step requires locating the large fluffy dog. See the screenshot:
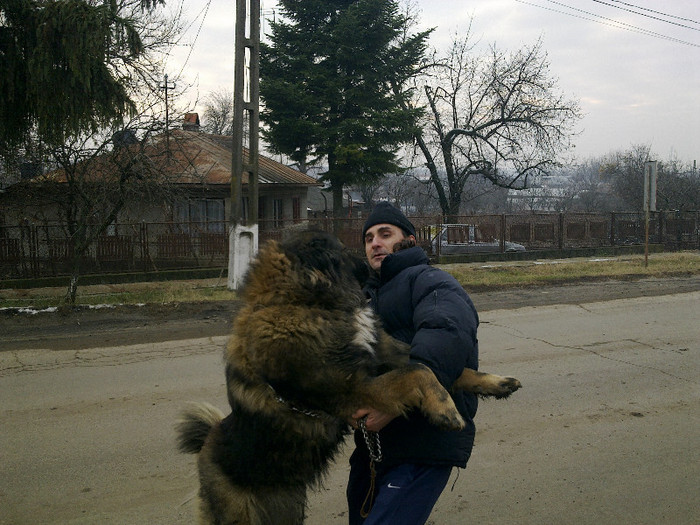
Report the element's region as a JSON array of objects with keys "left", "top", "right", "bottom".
[{"left": 177, "top": 231, "right": 520, "bottom": 525}]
